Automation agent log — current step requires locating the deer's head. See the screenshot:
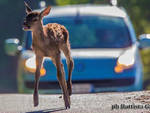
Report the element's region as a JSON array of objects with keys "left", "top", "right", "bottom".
[{"left": 23, "top": 2, "right": 51, "bottom": 31}]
